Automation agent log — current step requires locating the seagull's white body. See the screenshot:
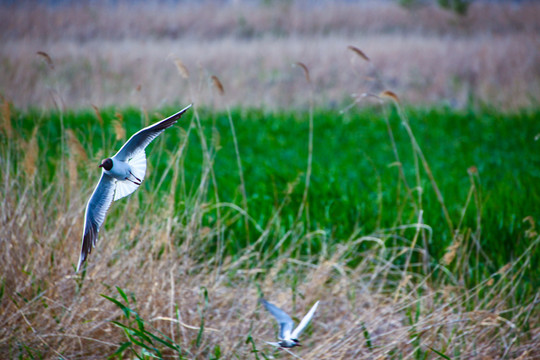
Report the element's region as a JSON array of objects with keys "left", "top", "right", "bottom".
[
  {"left": 102, "top": 150, "right": 147, "bottom": 201},
  {"left": 77, "top": 104, "right": 192, "bottom": 272},
  {"left": 261, "top": 299, "right": 319, "bottom": 348}
]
